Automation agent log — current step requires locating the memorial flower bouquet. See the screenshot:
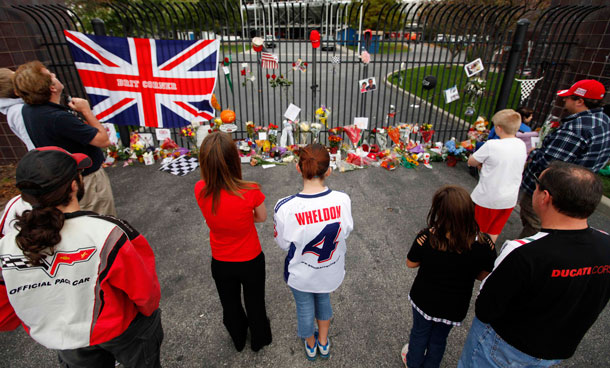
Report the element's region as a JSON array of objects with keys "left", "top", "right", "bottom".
[
  {"left": 343, "top": 125, "right": 362, "bottom": 150},
  {"left": 267, "top": 73, "right": 293, "bottom": 102},
  {"left": 315, "top": 106, "right": 330, "bottom": 127},
  {"left": 250, "top": 155, "right": 287, "bottom": 166},
  {"left": 310, "top": 122, "right": 323, "bottom": 143},
  {"left": 299, "top": 122, "right": 310, "bottom": 145},
  {"left": 246, "top": 121, "right": 255, "bottom": 139},
  {"left": 267, "top": 123, "right": 279, "bottom": 146},
  {"left": 267, "top": 73, "right": 293, "bottom": 88},
  {"left": 419, "top": 123, "right": 434, "bottom": 143},
  {"left": 387, "top": 126, "right": 401, "bottom": 147},
  {"left": 210, "top": 117, "right": 223, "bottom": 132},
  {"left": 442, "top": 138, "right": 468, "bottom": 166},
  {"left": 328, "top": 135, "right": 342, "bottom": 154},
  {"left": 464, "top": 77, "right": 486, "bottom": 116},
  {"left": 129, "top": 132, "right": 146, "bottom": 162},
  {"left": 181, "top": 126, "right": 199, "bottom": 157},
  {"left": 467, "top": 116, "right": 489, "bottom": 144}
]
